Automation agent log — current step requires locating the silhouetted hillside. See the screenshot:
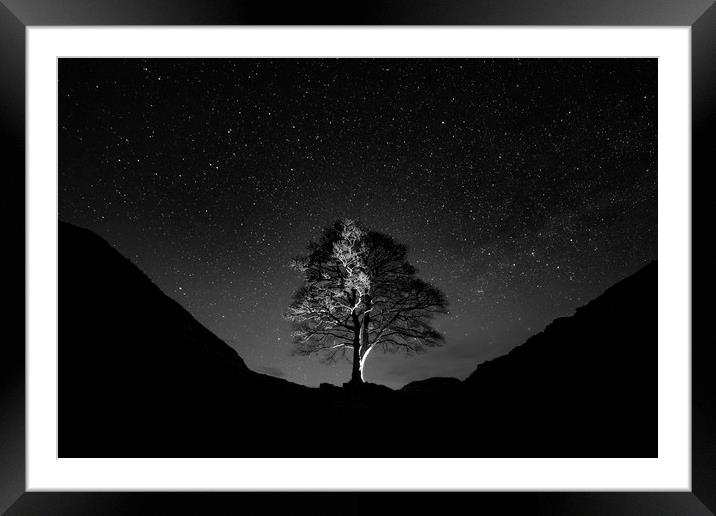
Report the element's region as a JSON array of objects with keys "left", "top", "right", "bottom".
[
  {"left": 401, "top": 377, "right": 462, "bottom": 393},
  {"left": 460, "top": 261, "right": 657, "bottom": 455},
  {"left": 59, "top": 222, "right": 307, "bottom": 456},
  {"left": 59, "top": 222, "right": 656, "bottom": 457}
]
